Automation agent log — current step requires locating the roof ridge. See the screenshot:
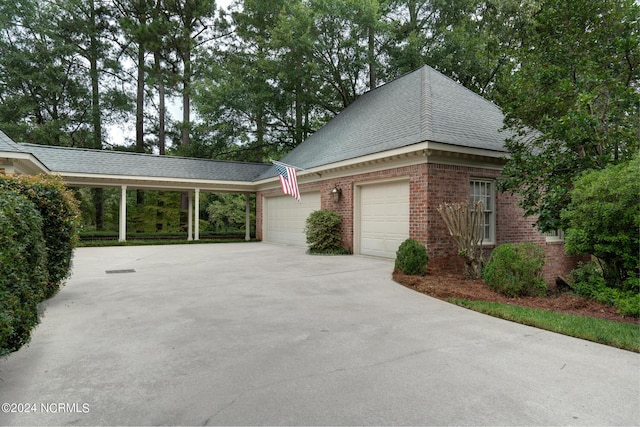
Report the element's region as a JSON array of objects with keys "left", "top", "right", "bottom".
[
  {"left": 366, "top": 66, "right": 421, "bottom": 96},
  {"left": 19, "top": 143, "right": 270, "bottom": 166},
  {"left": 420, "top": 66, "right": 434, "bottom": 141},
  {"left": 424, "top": 65, "right": 503, "bottom": 113}
]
